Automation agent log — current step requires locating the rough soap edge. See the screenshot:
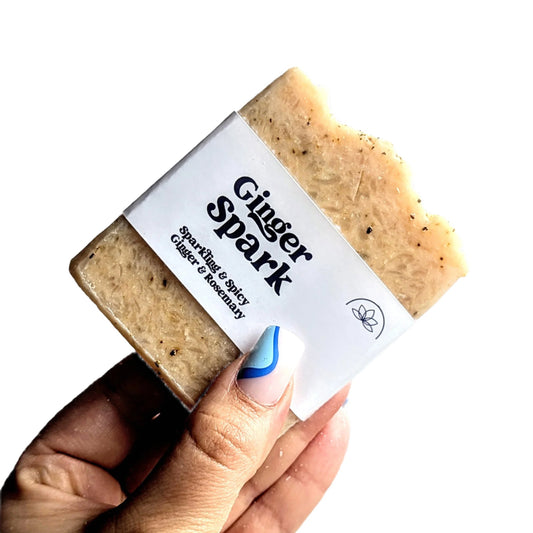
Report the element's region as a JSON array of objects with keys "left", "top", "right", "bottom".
[
  {"left": 69, "top": 218, "right": 197, "bottom": 409},
  {"left": 69, "top": 217, "right": 302, "bottom": 432}
]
